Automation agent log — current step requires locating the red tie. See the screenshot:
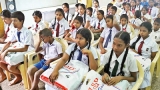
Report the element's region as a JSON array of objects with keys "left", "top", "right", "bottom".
[
  {"left": 35, "top": 24, "right": 38, "bottom": 32},
  {"left": 123, "top": 28, "right": 126, "bottom": 31},
  {"left": 138, "top": 41, "right": 144, "bottom": 55},
  {"left": 132, "top": 7, "right": 135, "bottom": 14},
  {"left": 148, "top": 8, "right": 152, "bottom": 15},
  {"left": 56, "top": 22, "right": 60, "bottom": 37},
  {"left": 97, "top": 22, "right": 100, "bottom": 29},
  {"left": 4, "top": 26, "right": 10, "bottom": 39}
]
